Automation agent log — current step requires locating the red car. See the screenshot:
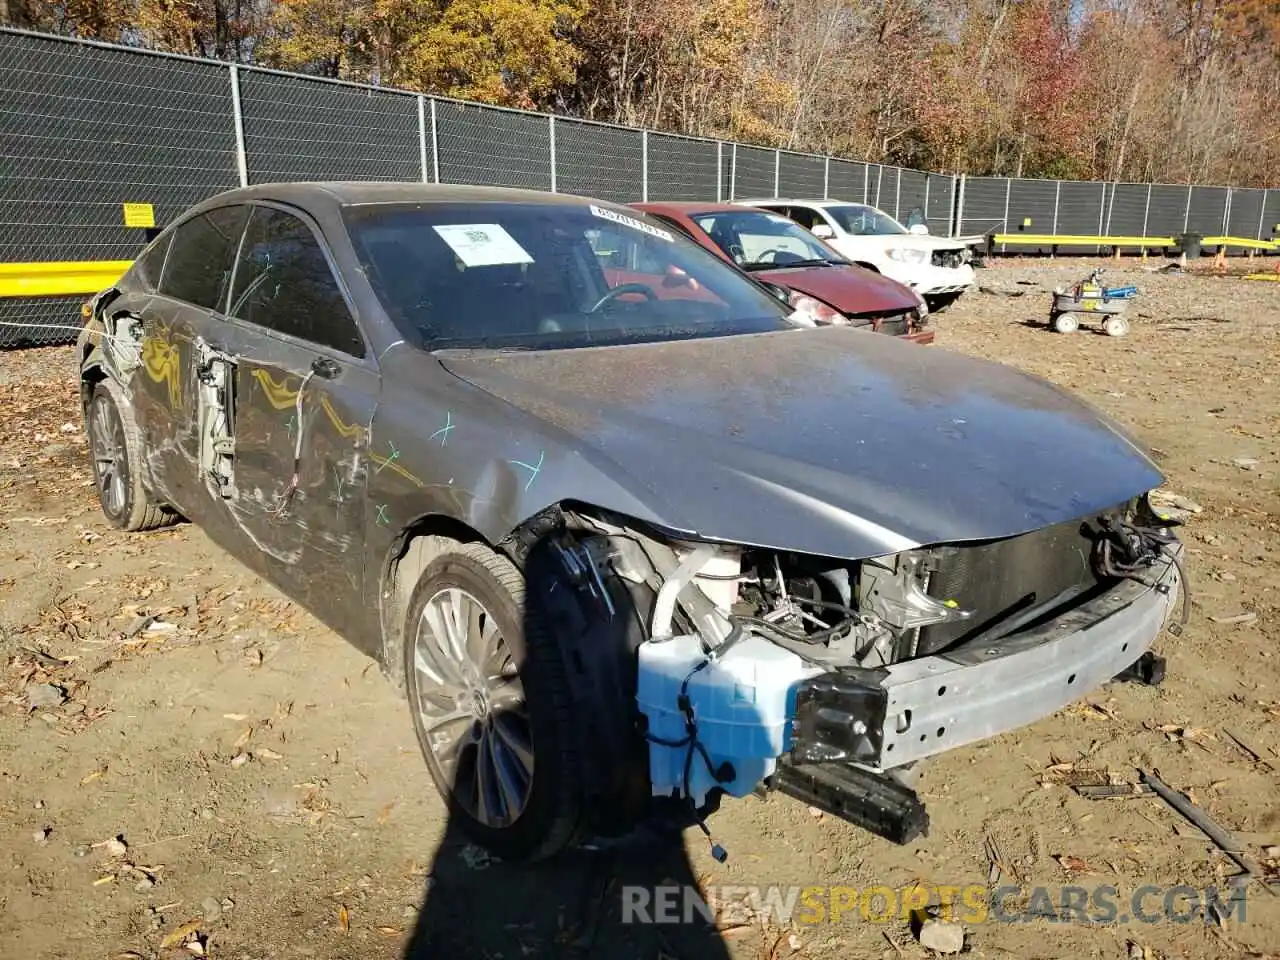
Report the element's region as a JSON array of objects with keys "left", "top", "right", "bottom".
[{"left": 631, "top": 202, "right": 934, "bottom": 344}]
